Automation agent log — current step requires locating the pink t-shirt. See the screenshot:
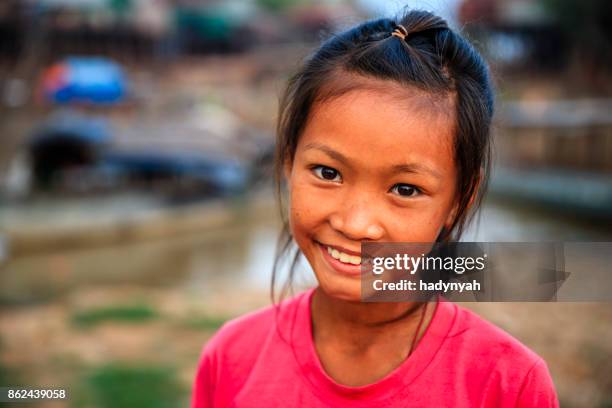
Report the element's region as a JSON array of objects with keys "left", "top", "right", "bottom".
[{"left": 191, "top": 289, "right": 559, "bottom": 407}]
